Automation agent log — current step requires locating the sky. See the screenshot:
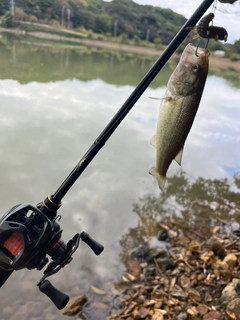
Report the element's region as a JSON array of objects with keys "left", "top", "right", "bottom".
[{"left": 133, "top": 0, "right": 240, "bottom": 43}]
